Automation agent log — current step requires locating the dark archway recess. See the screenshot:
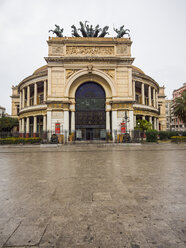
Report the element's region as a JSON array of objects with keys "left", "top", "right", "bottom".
[{"left": 75, "top": 82, "right": 106, "bottom": 140}]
